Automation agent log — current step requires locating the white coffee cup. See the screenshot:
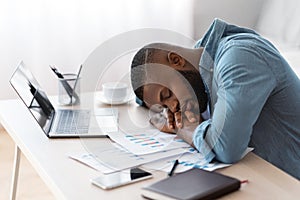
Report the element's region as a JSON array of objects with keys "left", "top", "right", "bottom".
[{"left": 102, "top": 82, "right": 128, "bottom": 102}]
